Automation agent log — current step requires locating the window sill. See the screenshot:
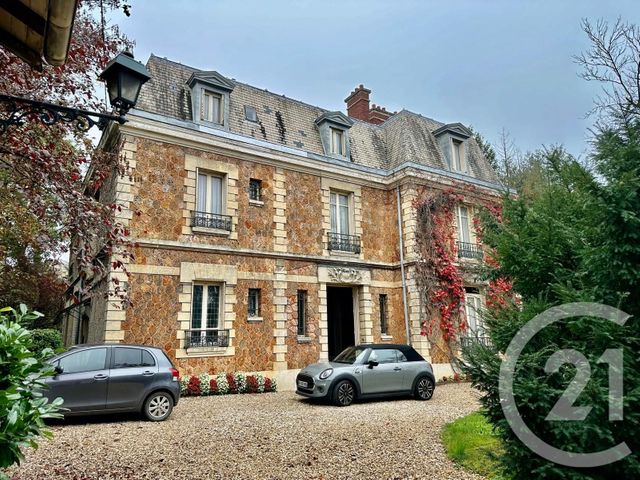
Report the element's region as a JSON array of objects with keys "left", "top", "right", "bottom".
[
  {"left": 329, "top": 250, "right": 361, "bottom": 257},
  {"left": 247, "top": 316, "right": 263, "bottom": 323},
  {"left": 297, "top": 335, "right": 312, "bottom": 344},
  {"left": 191, "top": 226, "right": 232, "bottom": 237},
  {"left": 183, "top": 346, "right": 231, "bottom": 357},
  {"left": 381, "top": 335, "right": 394, "bottom": 341},
  {"left": 249, "top": 199, "right": 264, "bottom": 207}
]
